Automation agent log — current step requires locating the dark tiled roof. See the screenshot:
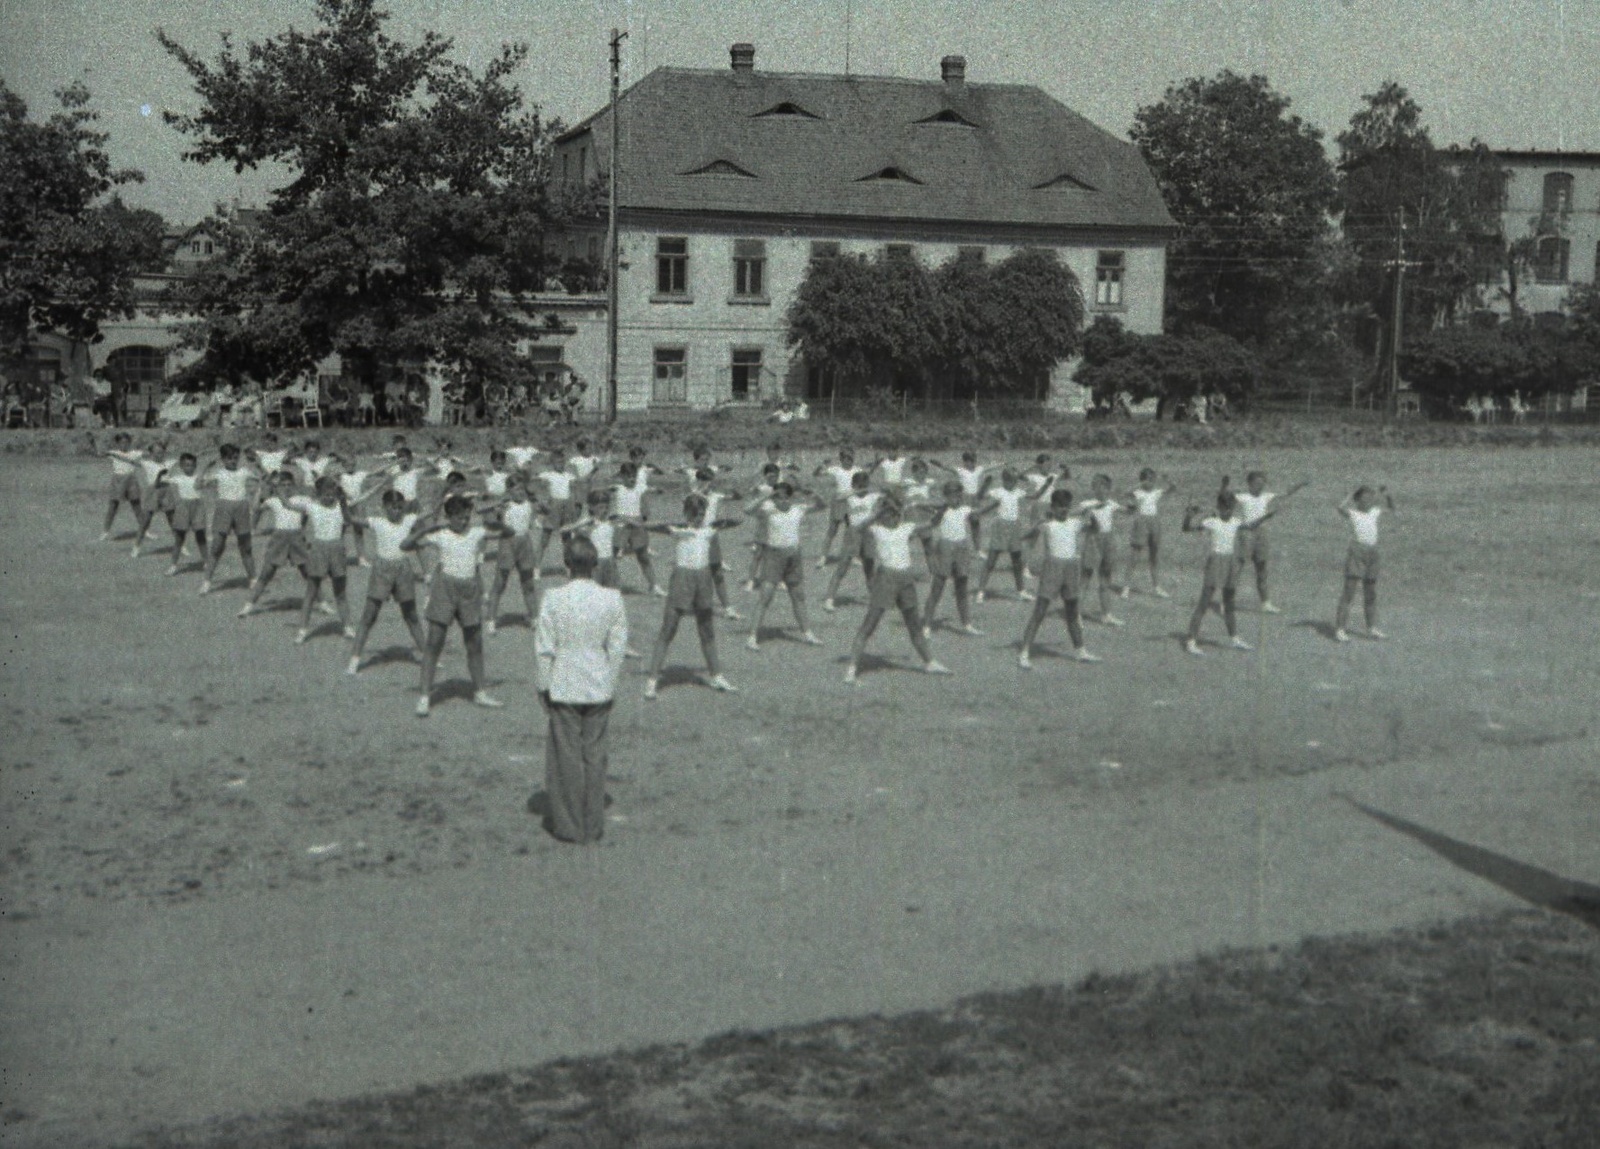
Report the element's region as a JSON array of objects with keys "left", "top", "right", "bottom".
[{"left": 564, "top": 68, "right": 1175, "bottom": 232}]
